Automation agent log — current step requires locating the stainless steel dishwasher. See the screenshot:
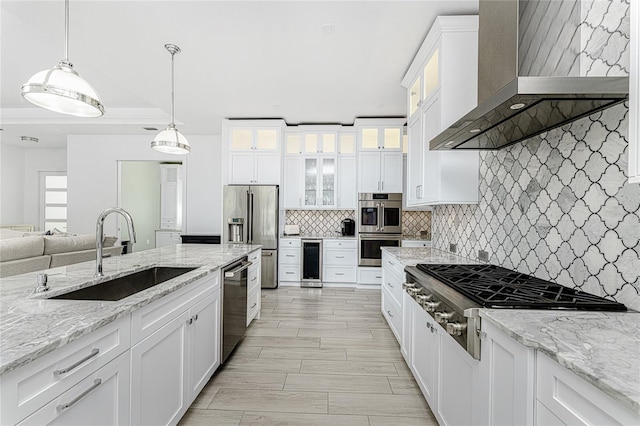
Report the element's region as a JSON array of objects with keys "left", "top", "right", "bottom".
[
  {"left": 221, "top": 257, "right": 251, "bottom": 363},
  {"left": 301, "top": 239, "right": 322, "bottom": 288}
]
